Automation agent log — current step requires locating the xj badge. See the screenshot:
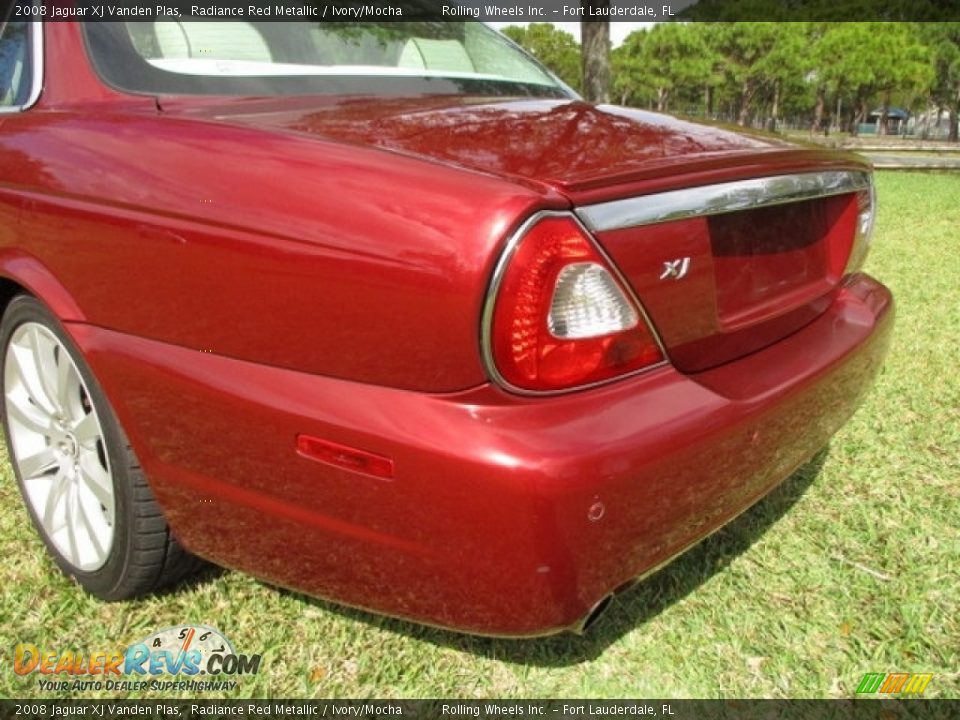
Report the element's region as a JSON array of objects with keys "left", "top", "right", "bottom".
[{"left": 660, "top": 257, "right": 691, "bottom": 280}]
